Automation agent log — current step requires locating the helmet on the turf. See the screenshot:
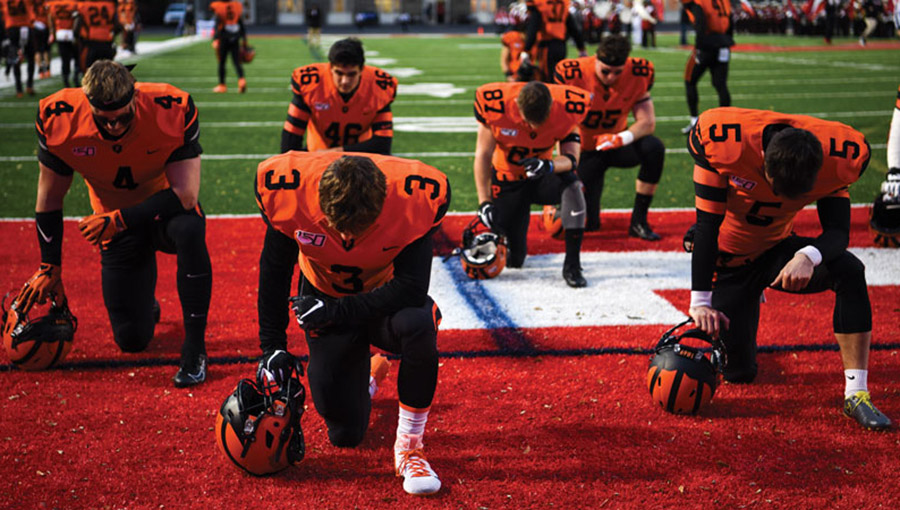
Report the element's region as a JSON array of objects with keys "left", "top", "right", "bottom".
[
  {"left": 2, "top": 291, "right": 77, "bottom": 371},
  {"left": 450, "top": 218, "right": 507, "bottom": 280},
  {"left": 541, "top": 205, "right": 564, "bottom": 240},
  {"left": 215, "top": 372, "right": 306, "bottom": 476},
  {"left": 647, "top": 319, "right": 726, "bottom": 415},
  {"left": 869, "top": 191, "right": 900, "bottom": 248}
]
